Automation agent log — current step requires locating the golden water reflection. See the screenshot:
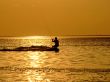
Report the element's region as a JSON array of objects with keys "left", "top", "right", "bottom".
[
  {"left": 25, "top": 51, "right": 51, "bottom": 81},
  {"left": 25, "top": 70, "right": 51, "bottom": 82},
  {"left": 26, "top": 51, "right": 48, "bottom": 68}
]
